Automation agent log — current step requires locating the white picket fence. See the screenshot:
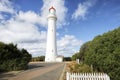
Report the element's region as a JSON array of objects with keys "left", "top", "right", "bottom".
[{"left": 66, "top": 72, "right": 110, "bottom": 80}]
